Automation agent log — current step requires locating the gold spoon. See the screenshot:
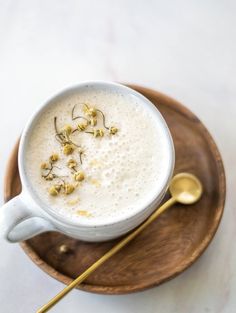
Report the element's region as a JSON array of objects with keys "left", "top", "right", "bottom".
[{"left": 37, "top": 172, "right": 203, "bottom": 313}]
